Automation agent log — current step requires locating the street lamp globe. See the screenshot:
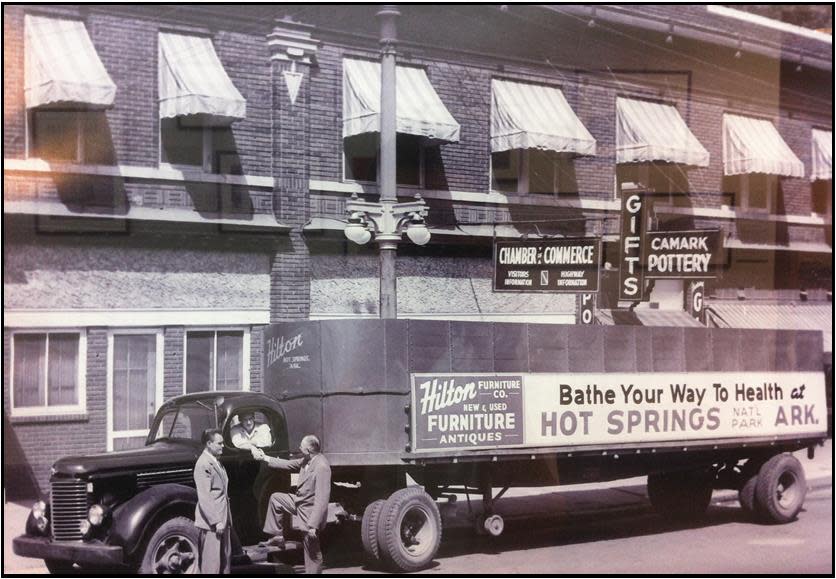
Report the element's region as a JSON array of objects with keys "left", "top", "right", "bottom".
[
  {"left": 345, "top": 213, "right": 372, "bottom": 245},
  {"left": 405, "top": 220, "right": 431, "bottom": 246}
]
